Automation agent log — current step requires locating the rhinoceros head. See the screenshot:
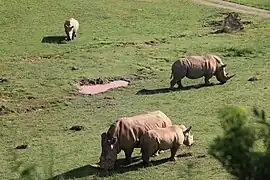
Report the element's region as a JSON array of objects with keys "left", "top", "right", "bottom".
[
  {"left": 64, "top": 21, "right": 74, "bottom": 41},
  {"left": 215, "top": 63, "right": 235, "bottom": 84},
  {"left": 99, "top": 132, "right": 118, "bottom": 170},
  {"left": 183, "top": 126, "right": 194, "bottom": 147}
]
